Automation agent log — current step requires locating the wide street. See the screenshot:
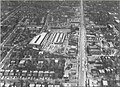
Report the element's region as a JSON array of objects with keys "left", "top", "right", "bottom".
[
  {"left": 0, "top": 46, "right": 15, "bottom": 69},
  {"left": 1, "top": 4, "right": 22, "bottom": 23},
  {"left": 0, "top": 17, "right": 24, "bottom": 47},
  {"left": 77, "top": 0, "right": 87, "bottom": 86}
]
